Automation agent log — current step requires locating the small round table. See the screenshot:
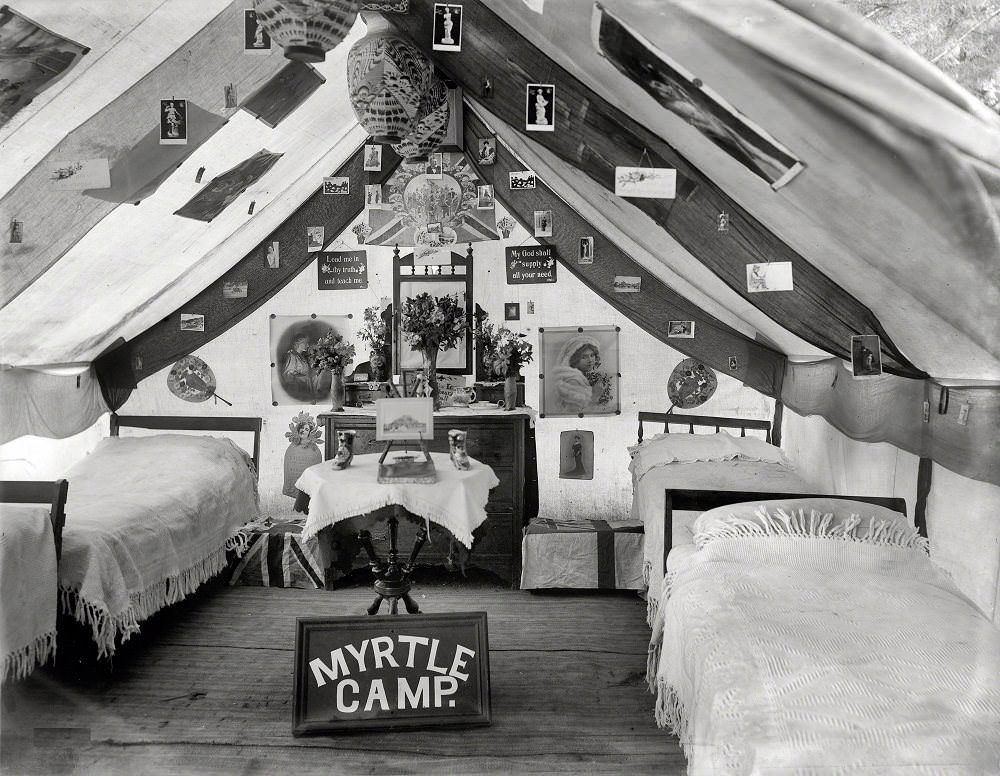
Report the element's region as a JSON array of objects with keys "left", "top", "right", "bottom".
[{"left": 296, "top": 452, "right": 499, "bottom": 615}]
